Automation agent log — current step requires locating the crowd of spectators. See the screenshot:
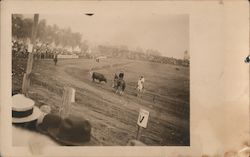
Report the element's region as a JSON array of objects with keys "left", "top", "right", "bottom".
[
  {"left": 12, "top": 39, "right": 74, "bottom": 59},
  {"left": 12, "top": 40, "right": 29, "bottom": 59},
  {"left": 12, "top": 39, "right": 189, "bottom": 67},
  {"left": 146, "top": 55, "right": 190, "bottom": 67},
  {"left": 107, "top": 51, "right": 189, "bottom": 67},
  {"left": 12, "top": 40, "right": 55, "bottom": 59}
]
